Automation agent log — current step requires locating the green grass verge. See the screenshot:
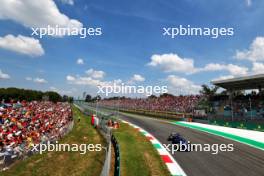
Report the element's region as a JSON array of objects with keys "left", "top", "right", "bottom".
[
  {"left": 2, "top": 105, "right": 106, "bottom": 176},
  {"left": 173, "top": 121, "right": 264, "bottom": 151},
  {"left": 113, "top": 122, "right": 170, "bottom": 176}
]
